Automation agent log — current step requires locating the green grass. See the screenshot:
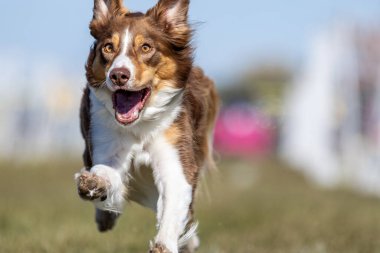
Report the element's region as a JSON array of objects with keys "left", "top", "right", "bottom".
[{"left": 1, "top": 158, "right": 380, "bottom": 253}]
